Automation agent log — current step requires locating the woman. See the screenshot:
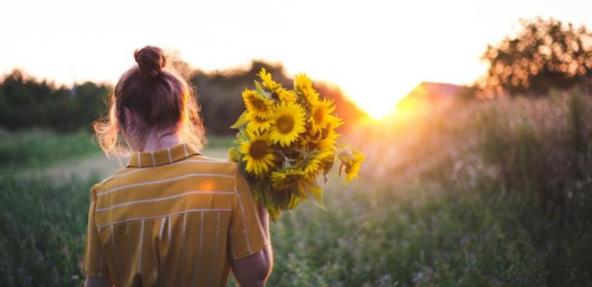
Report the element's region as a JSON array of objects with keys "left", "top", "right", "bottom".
[{"left": 84, "top": 46, "right": 272, "bottom": 287}]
